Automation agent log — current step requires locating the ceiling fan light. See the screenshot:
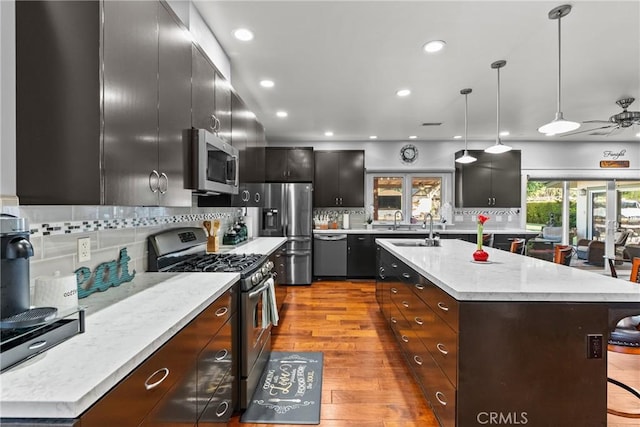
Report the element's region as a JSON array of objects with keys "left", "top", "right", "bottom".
[
  {"left": 455, "top": 150, "right": 477, "bottom": 164},
  {"left": 484, "top": 142, "right": 512, "bottom": 154}
]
